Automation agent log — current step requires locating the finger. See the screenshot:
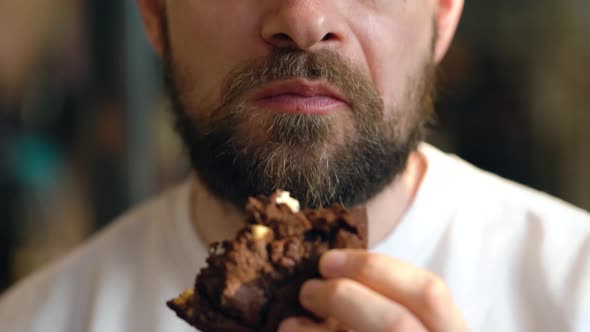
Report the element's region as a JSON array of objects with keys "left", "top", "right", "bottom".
[
  {"left": 300, "top": 278, "right": 428, "bottom": 332},
  {"left": 325, "top": 317, "right": 355, "bottom": 332},
  {"left": 319, "top": 250, "right": 467, "bottom": 332},
  {"left": 278, "top": 317, "right": 333, "bottom": 332}
]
